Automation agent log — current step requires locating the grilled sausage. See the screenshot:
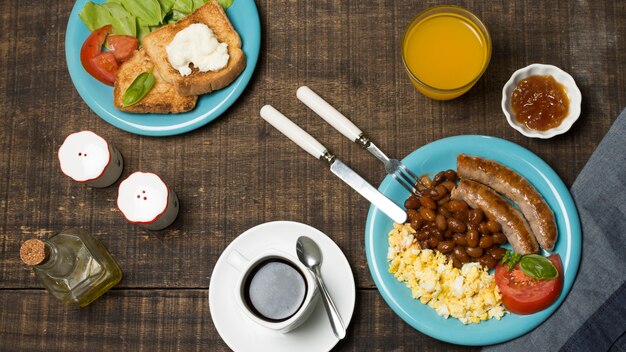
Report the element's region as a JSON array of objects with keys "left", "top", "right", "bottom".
[
  {"left": 457, "top": 154, "right": 557, "bottom": 251},
  {"left": 451, "top": 179, "right": 539, "bottom": 254}
]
